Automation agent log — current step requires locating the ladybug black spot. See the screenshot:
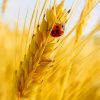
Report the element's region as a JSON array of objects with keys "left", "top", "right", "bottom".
[{"left": 56, "top": 29, "right": 59, "bottom": 33}]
